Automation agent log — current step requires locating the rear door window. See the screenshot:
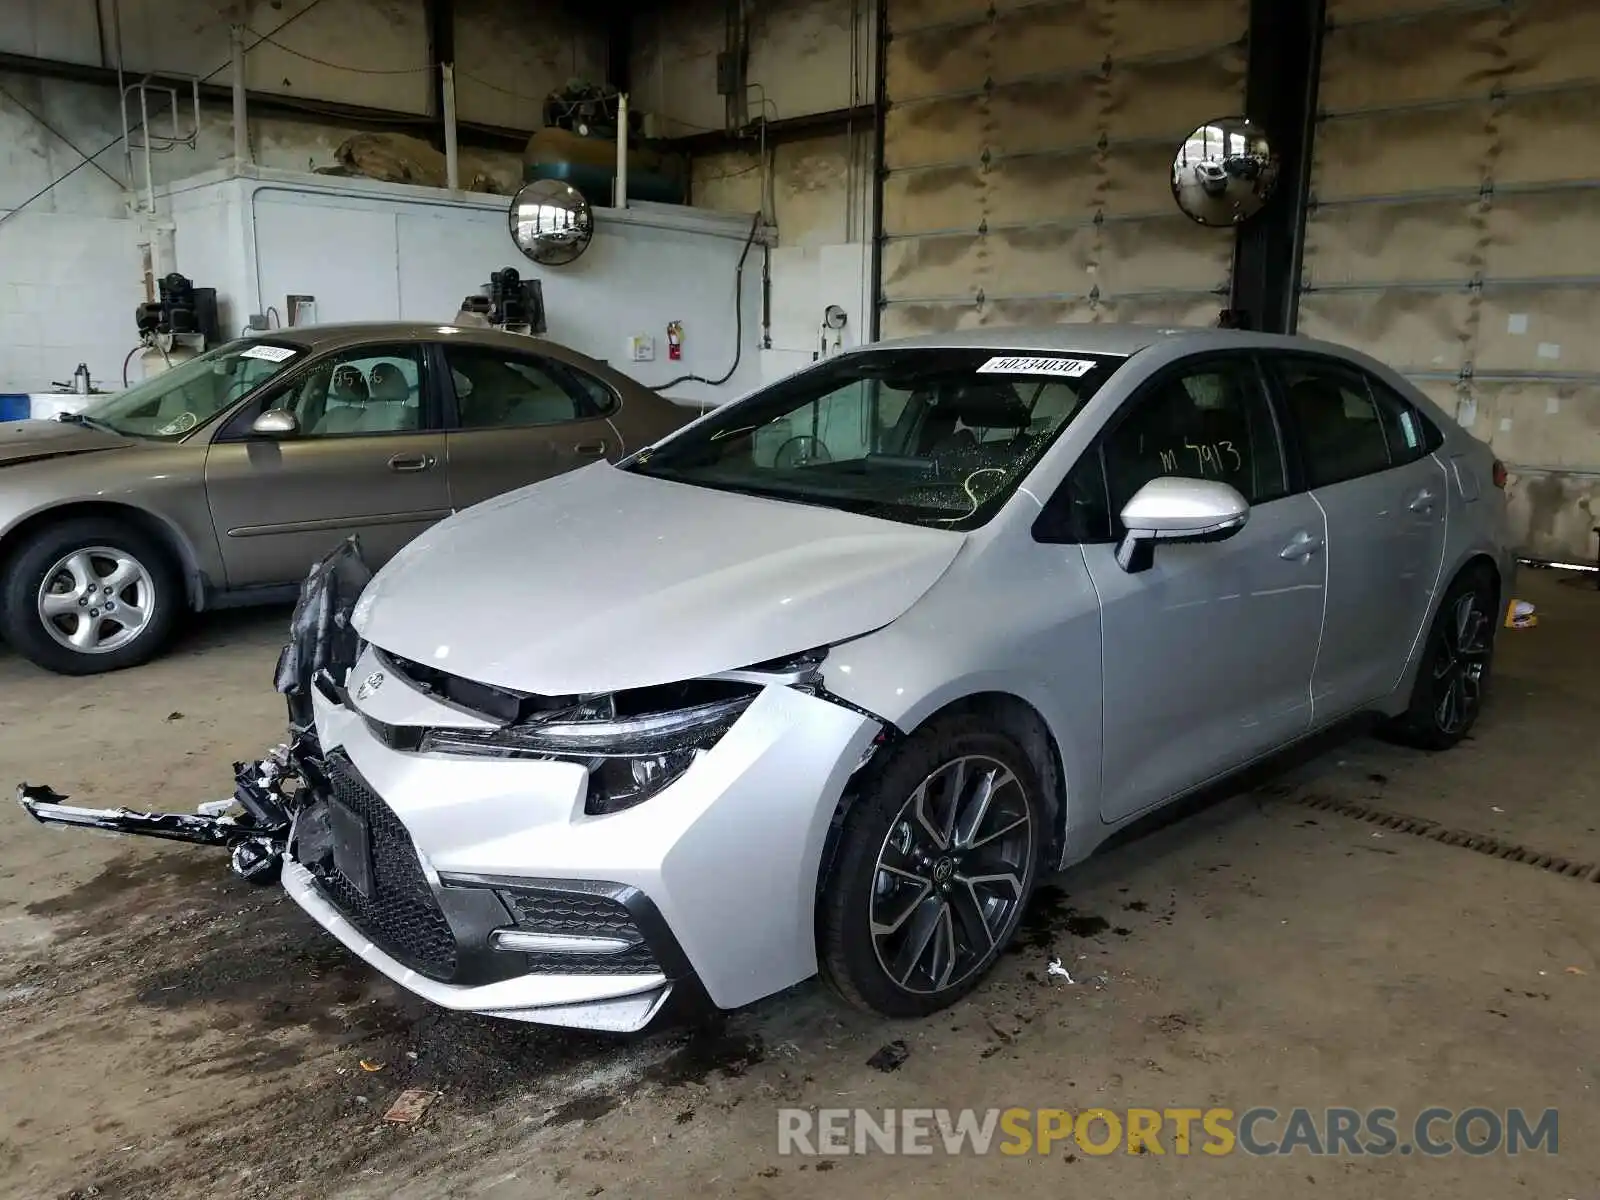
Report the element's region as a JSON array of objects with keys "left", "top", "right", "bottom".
[{"left": 1271, "top": 356, "right": 1430, "bottom": 488}]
